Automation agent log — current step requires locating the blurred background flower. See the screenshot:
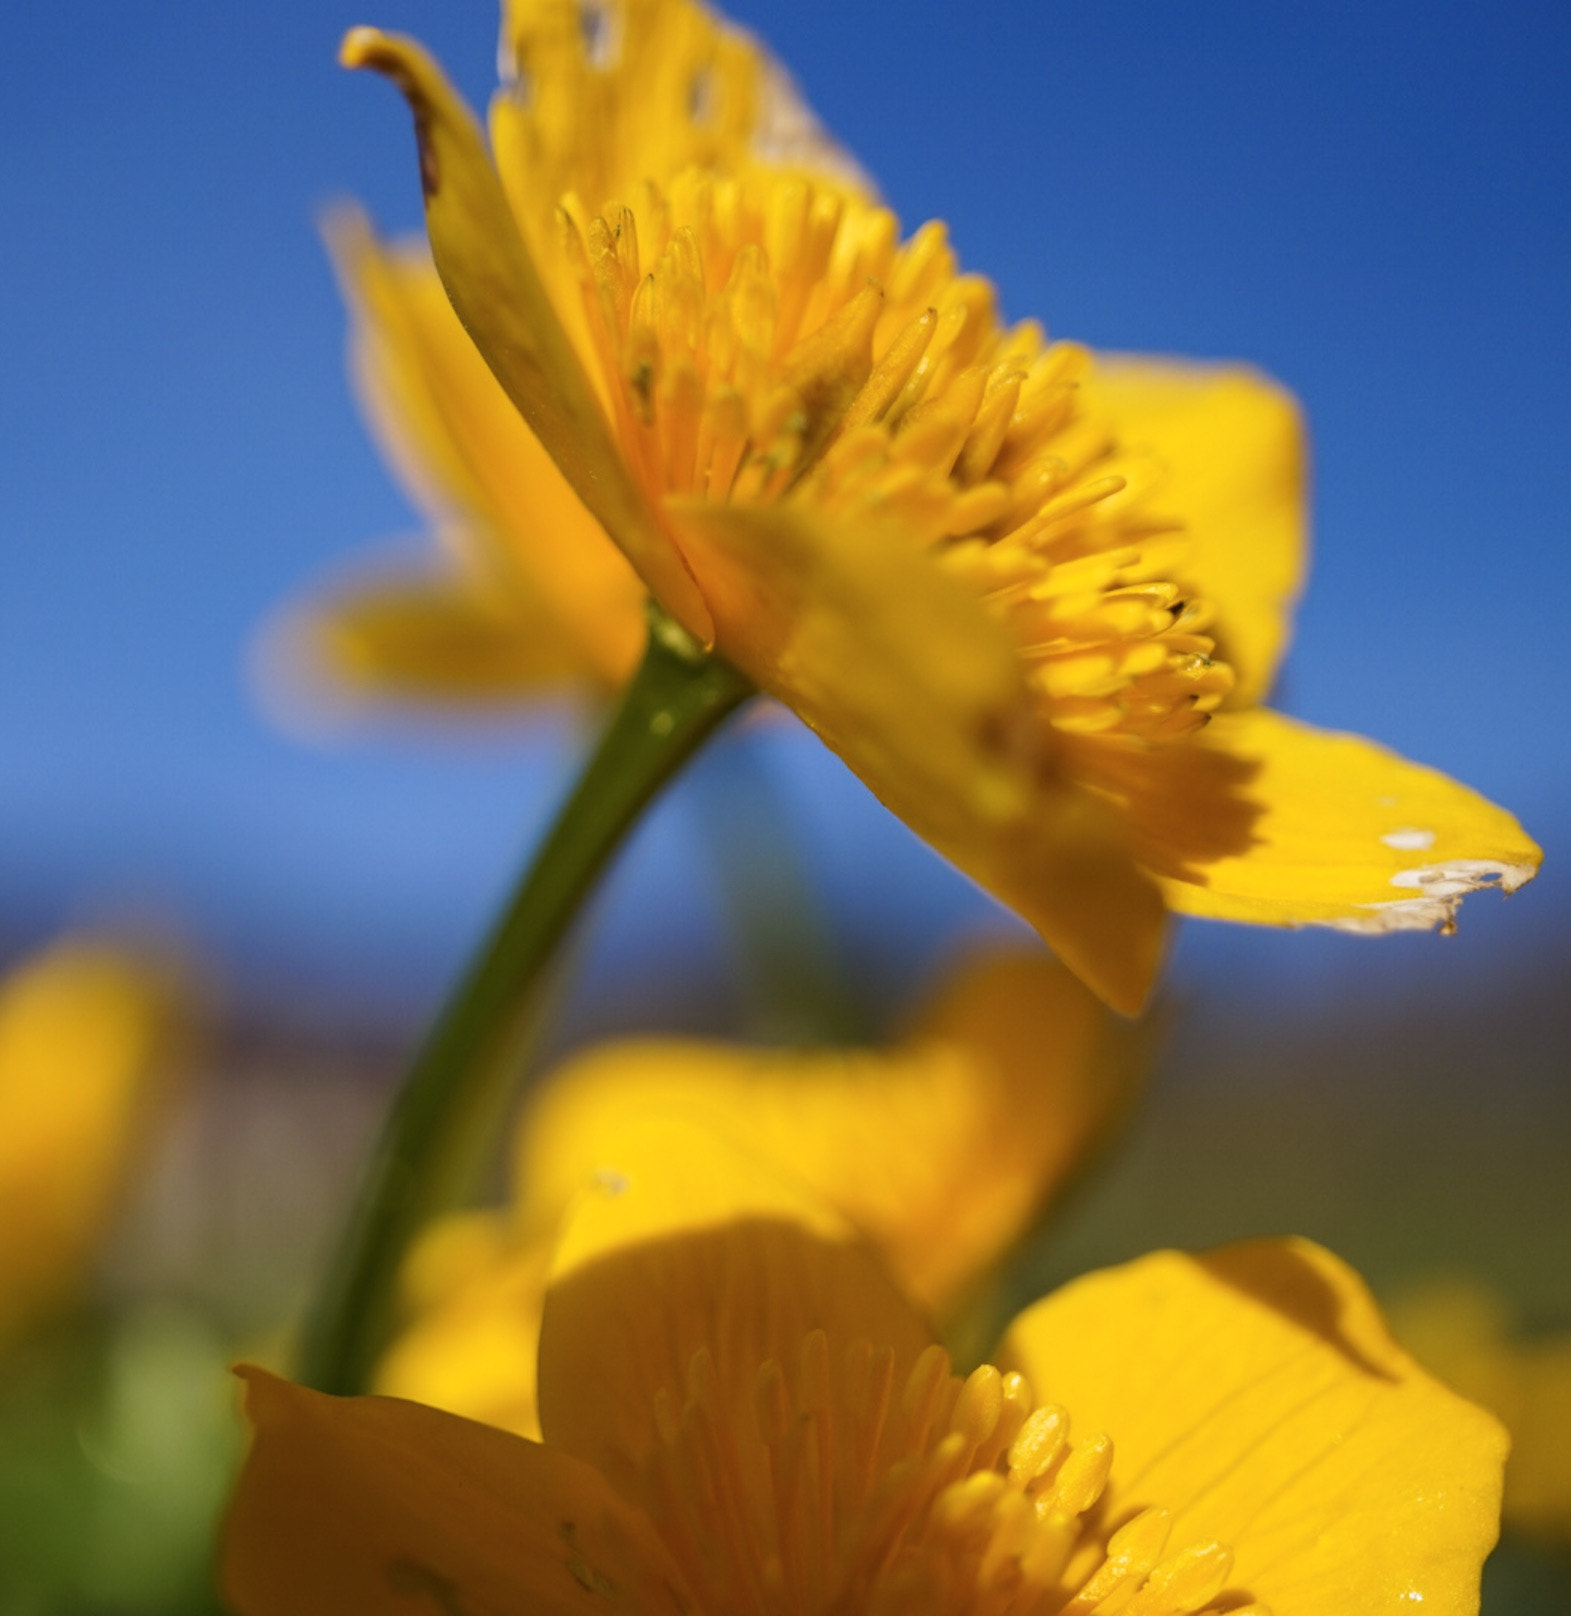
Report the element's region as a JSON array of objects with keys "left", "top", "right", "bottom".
[
  {"left": 1, "top": 1, "right": 1567, "bottom": 1611},
  {"left": 0, "top": 938, "right": 186, "bottom": 1346},
  {"left": 375, "top": 948, "right": 1136, "bottom": 1434}
]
